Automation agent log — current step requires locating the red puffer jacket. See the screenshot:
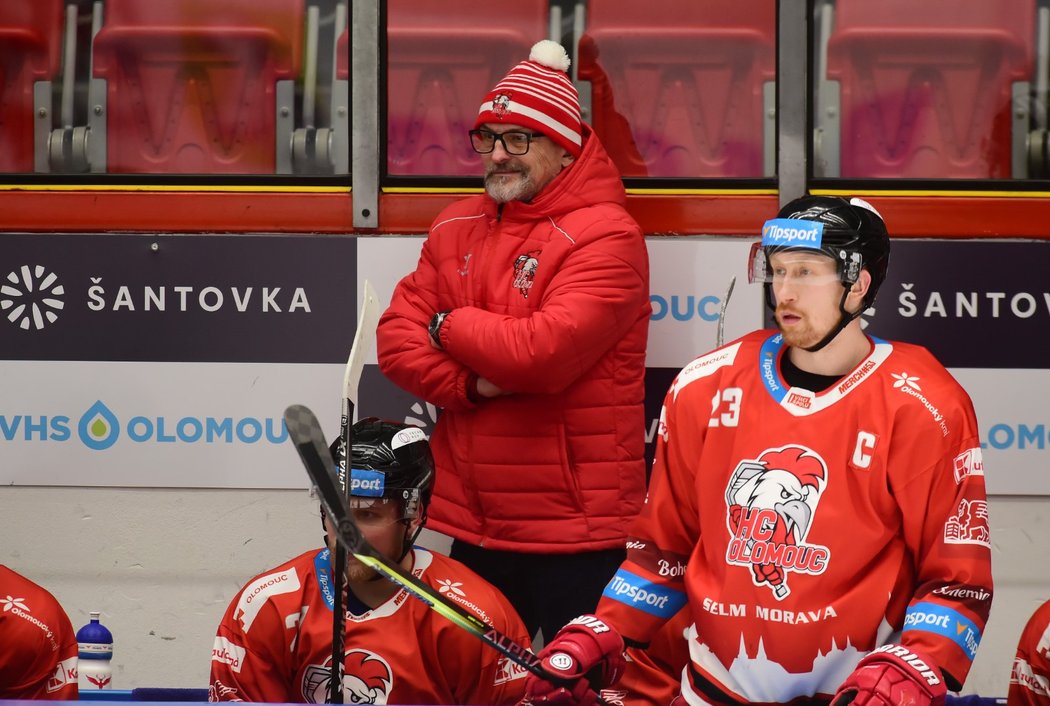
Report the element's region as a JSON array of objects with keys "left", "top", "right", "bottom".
[{"left": 377, "top": 126, "right": 650, "bottom": 553}]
